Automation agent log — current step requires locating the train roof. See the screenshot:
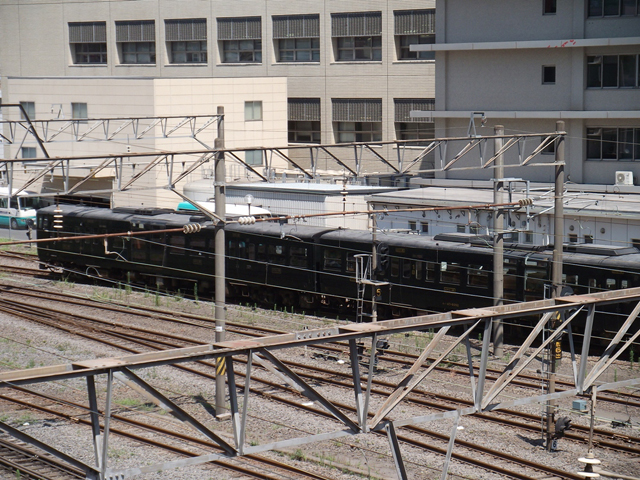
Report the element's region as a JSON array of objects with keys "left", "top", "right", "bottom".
[
  {"left": 37, "top": 205, "right": 640, "bottom": 269},
  {"left": 37, "top": 205, "right": 206, "bottom": 227}
]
